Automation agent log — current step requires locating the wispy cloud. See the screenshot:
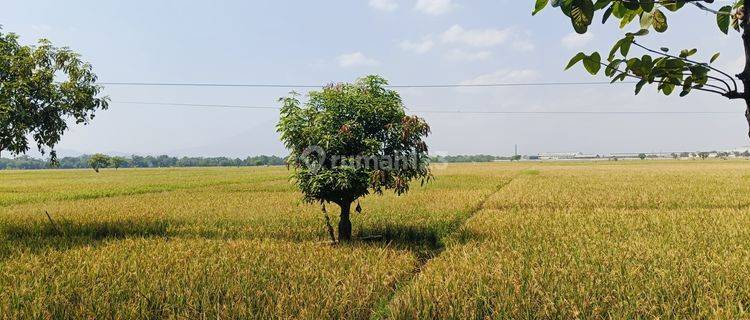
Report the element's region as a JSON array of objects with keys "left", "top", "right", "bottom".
[
  {"left": 415, "top": 0, "right": 454, "bottom": 15},
  {"left": 337, "top": 52, "right": 380, "bottom": 67},
  {"left": 561, "top": 32, "right": 594, "bottom": 49},
  {"left": 445, "top": 49, "right": 492, "bottom": 62},
  {"left": 511, "top": 39, "right": 535, "bottom": 52},
  {"left": 441, "top": 25, "right": 512, "bottom": 47},
  {"left": 369, "top": 0, "right": 399, "bottom": 12},
  {"left": 400, "top": 37, "right": 435, "bottom": 54}
]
